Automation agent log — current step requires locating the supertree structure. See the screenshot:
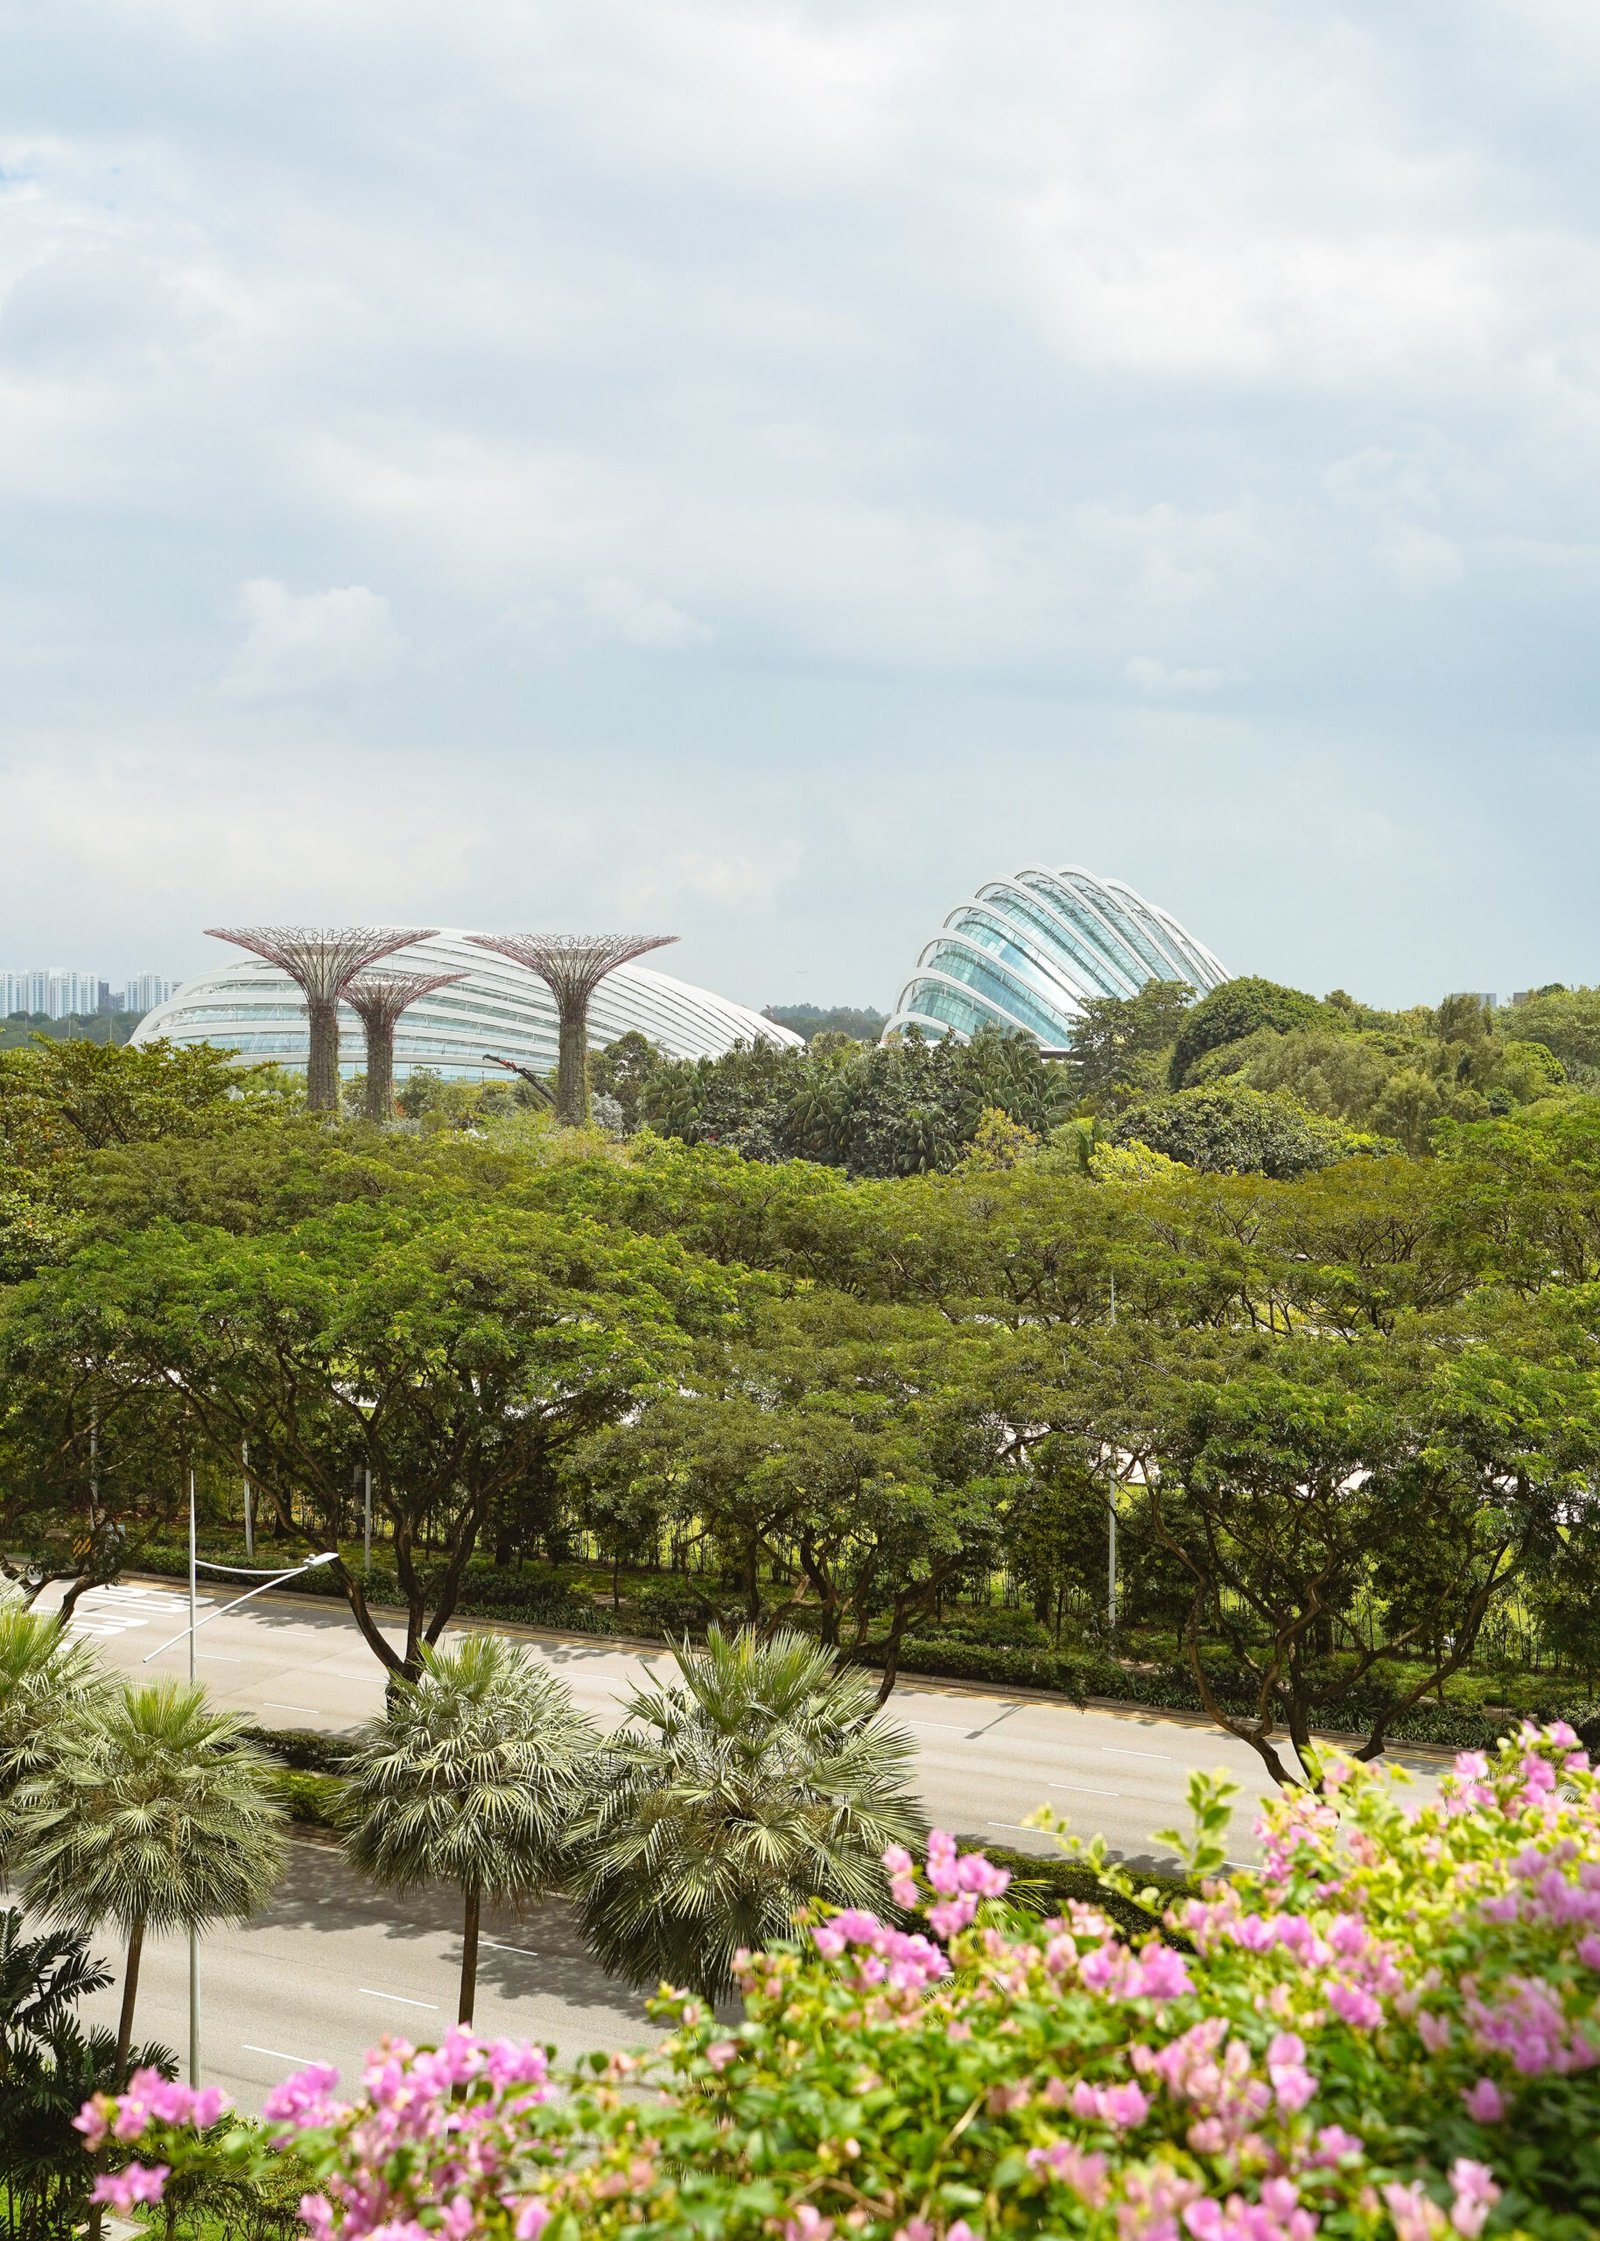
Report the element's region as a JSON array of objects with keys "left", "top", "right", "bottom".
[
  {"left": 466, "top": 933, "right": 678, "bottom": 1124},
  {"left": 344, "top": 969, "right": 468, "bottom": 1123},
  {"left": 203, "top": 926, "right": 437, "bottom": 1111}
]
